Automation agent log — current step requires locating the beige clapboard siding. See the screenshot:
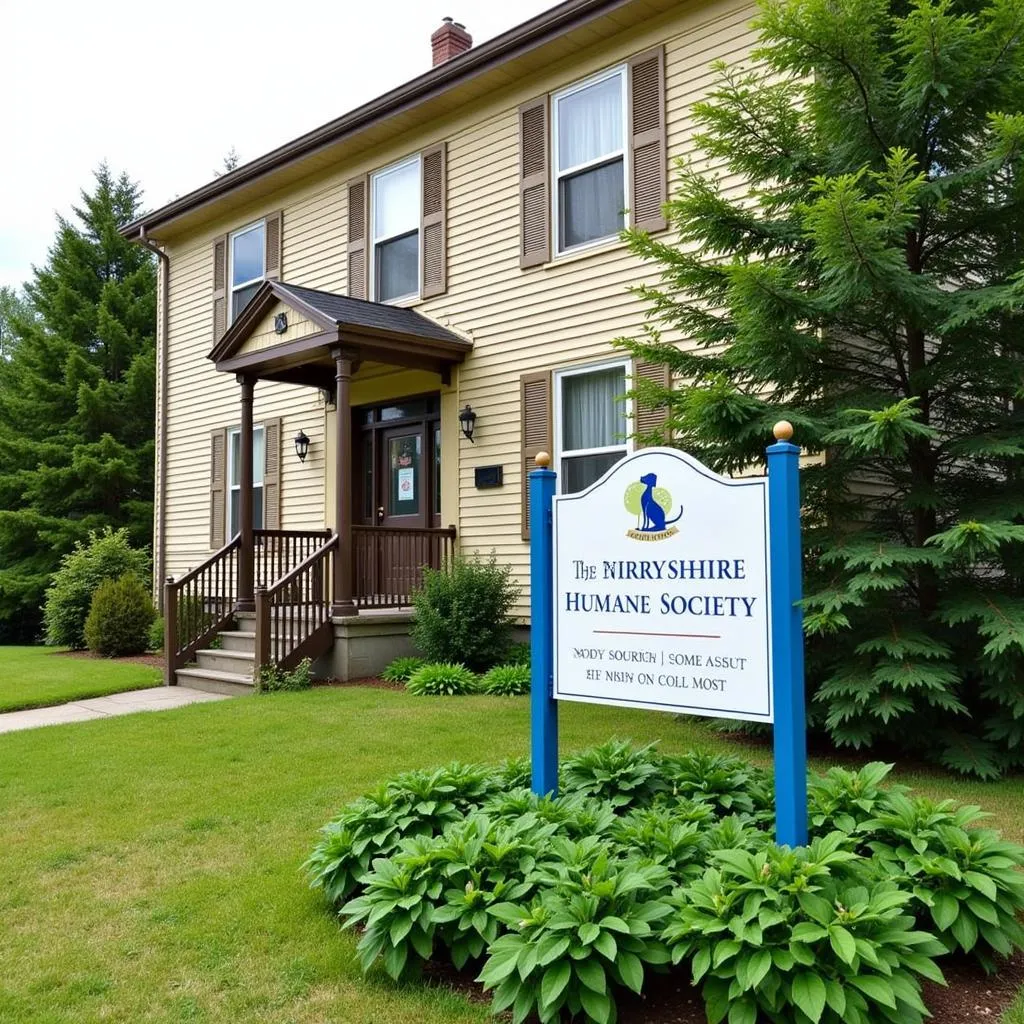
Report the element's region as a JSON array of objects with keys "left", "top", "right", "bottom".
[{"left": 156, "top": 0, "right": 759, "bottom": 608}]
